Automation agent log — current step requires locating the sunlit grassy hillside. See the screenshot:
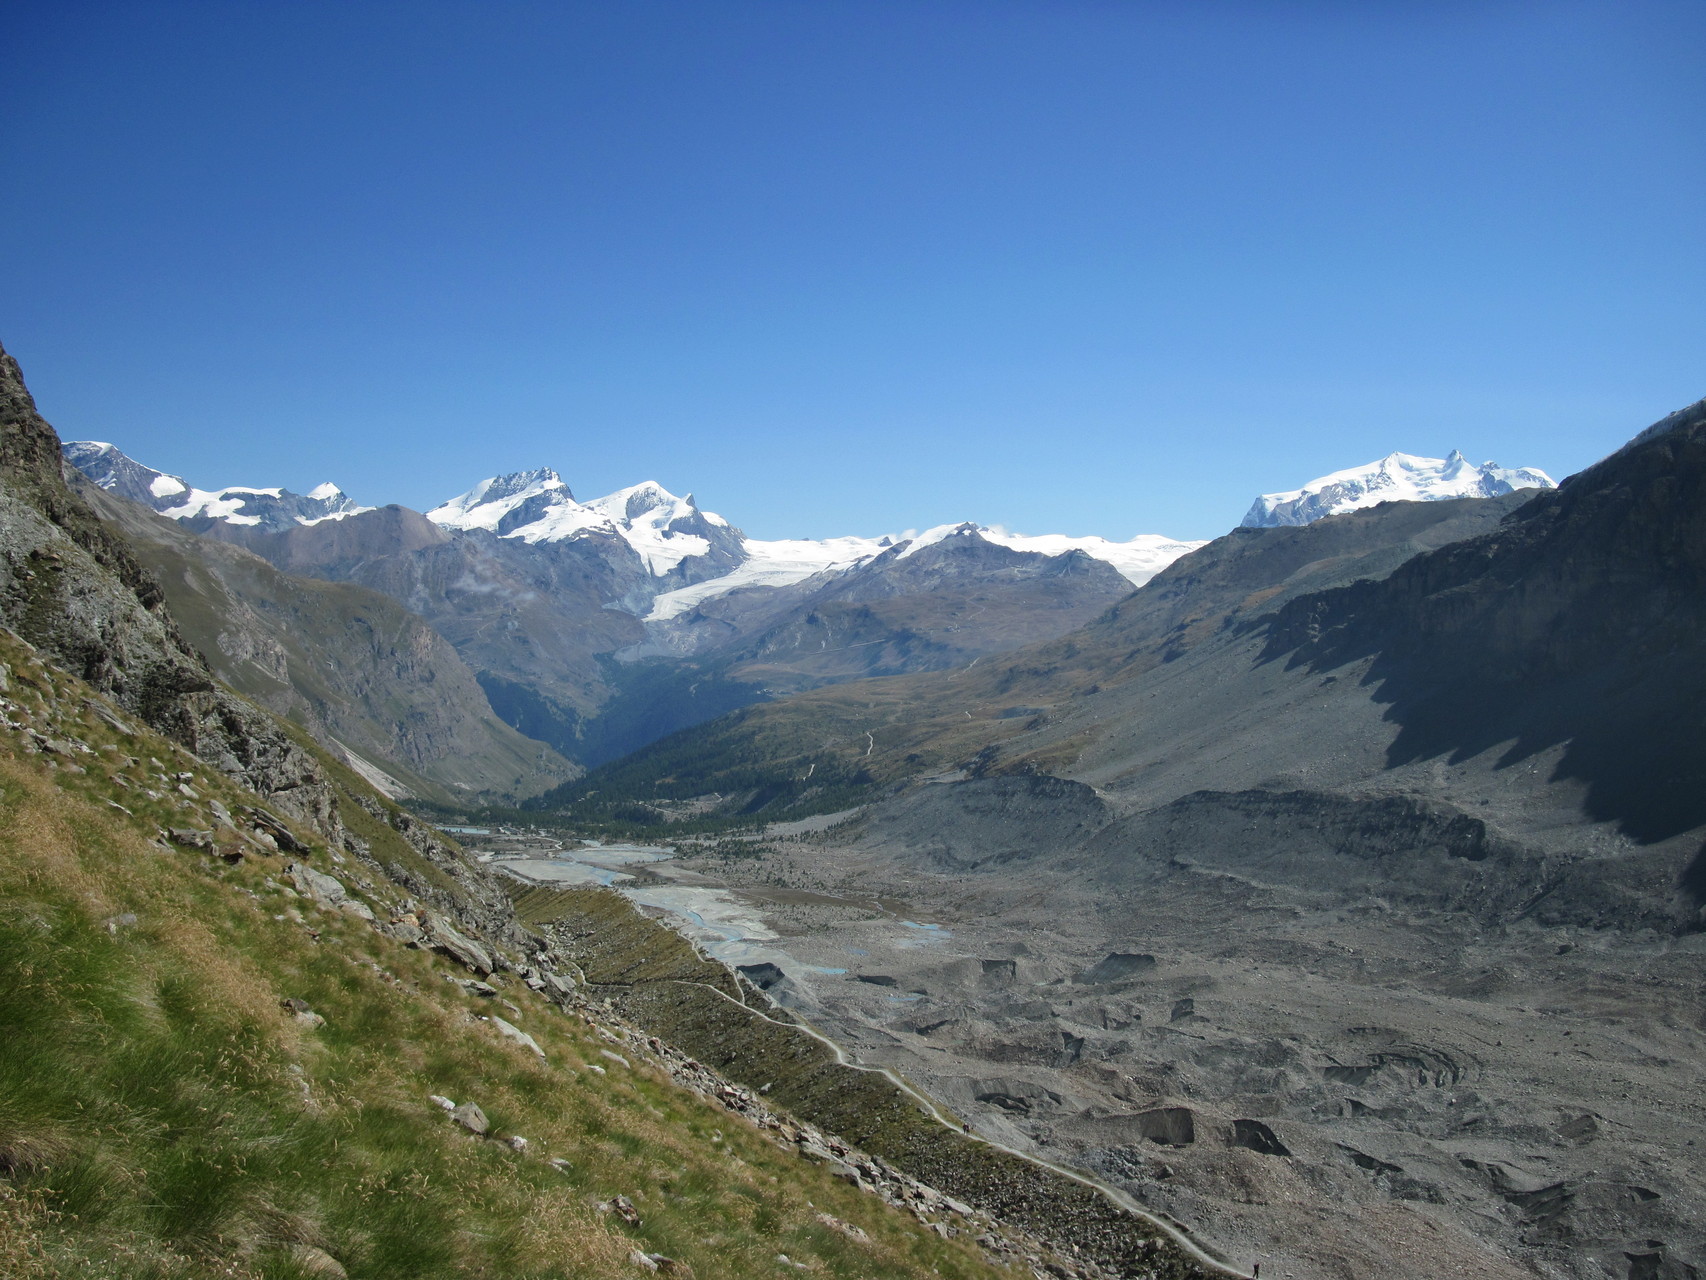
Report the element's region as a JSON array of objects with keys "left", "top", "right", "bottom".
[{"left": 0, "top": 631, "right": 1004, "bottom": 1280}]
